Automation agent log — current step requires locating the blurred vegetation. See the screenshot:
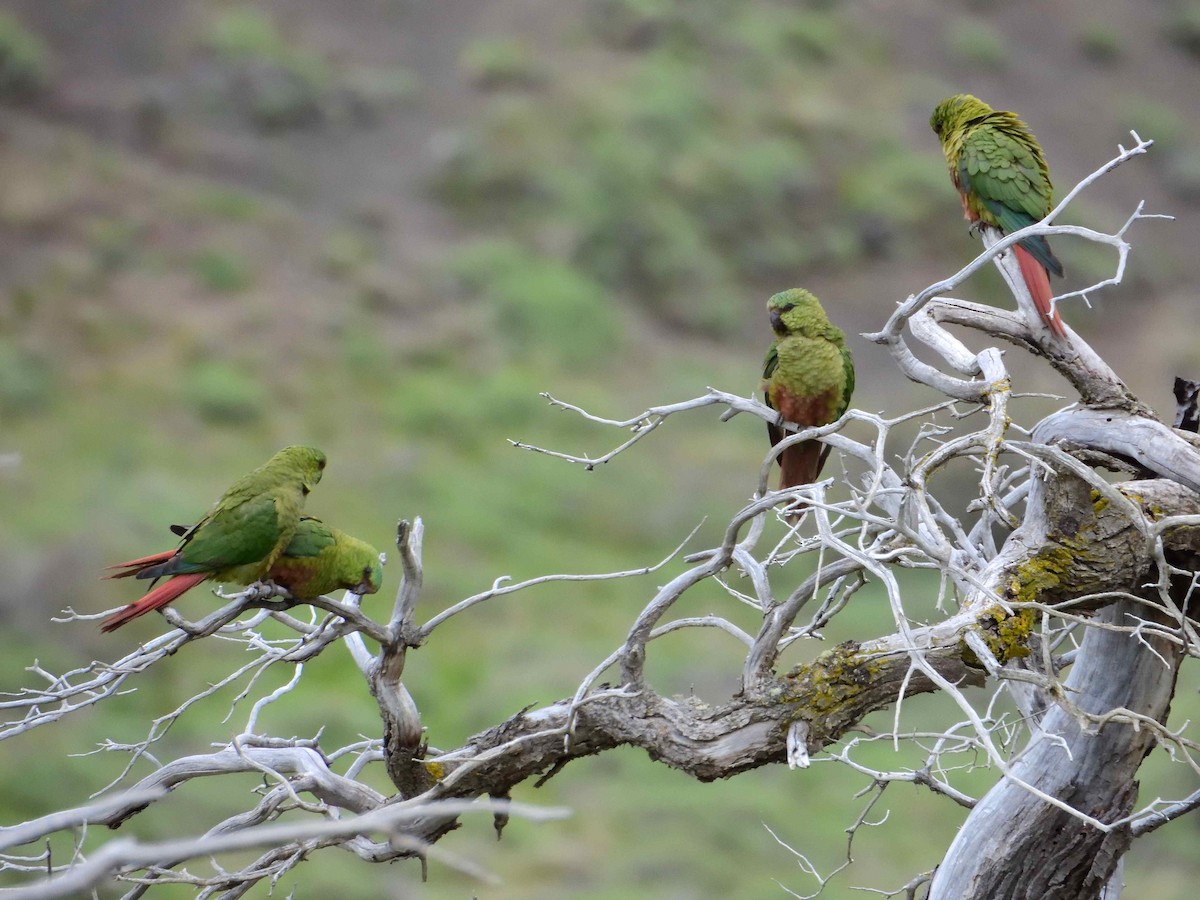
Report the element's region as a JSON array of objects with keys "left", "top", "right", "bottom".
[
  {"left": 202, "top": 6, "right": 331, "bottom": 129},
  {"left": 185, "top": 359, "right": 268, "bottom": 424},
  {"left": 189, "top": 244, "right": 255, "bottom": 294},
  {"left": 944, "top": 18, "right": 1008, "bottom": 71},
  {"left": 0, "top": 0, "right": 1198, "bottom": 897},
  {"left": 0, "top": 337, "right": 54, "bottom": 417},
  {"left": 0, "top": 11, "right": 50, "bottom": 102},
  {"left": 0, "top": 110, "right": 802, "bottom": 895},
  {"left": 199, "top": 5, "right": 418, "bottom": 130},
  {"left": 459, "top": 37, "right": 545, "bottom": 90},
  {"left": 447, "top": 239, "right": 621, "bottom": 365},
  {"left": 434, "top": 0, "right": 945, "bottom": 335},
  {"left": 1164, "top": 0, "right": 1200, "bottom": 58},
  {"left": 1077, "top": 23, "right": 1123, "bottom": 65},
  {"left": 191, "top": 247, "right": 254, "bottom": 293}
]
